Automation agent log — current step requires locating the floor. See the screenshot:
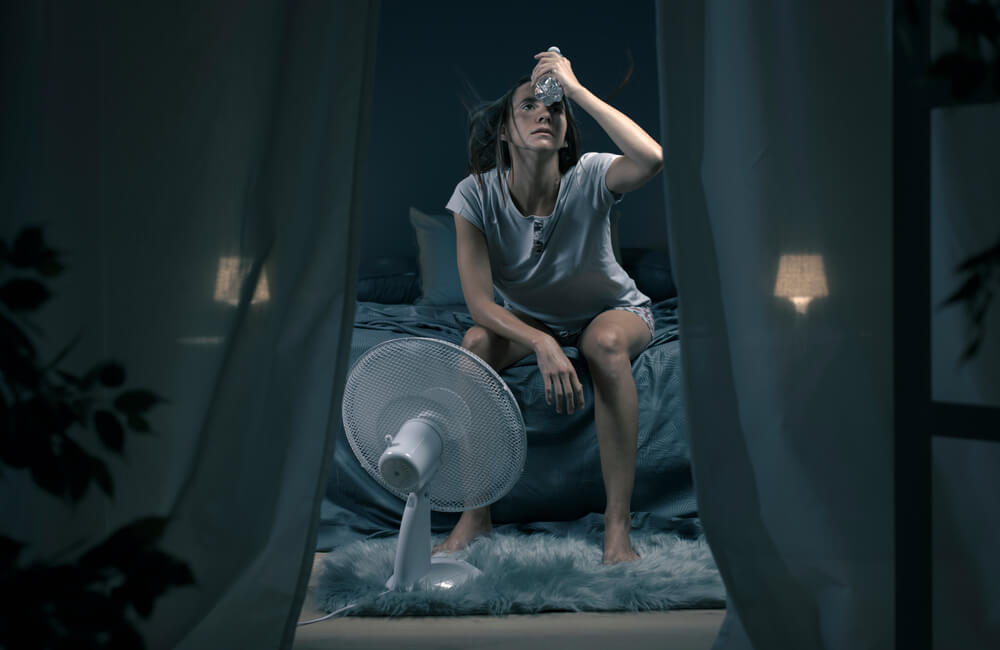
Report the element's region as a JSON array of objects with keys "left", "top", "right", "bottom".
[{"left": 294, "top": 554, "right": 725, "bottom": 650}]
